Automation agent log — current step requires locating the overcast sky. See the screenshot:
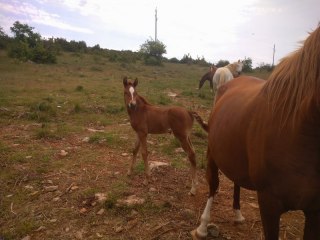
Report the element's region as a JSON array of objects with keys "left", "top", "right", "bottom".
[{"left": 0, "top": 0, "right": 319, "bottom": 66}]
